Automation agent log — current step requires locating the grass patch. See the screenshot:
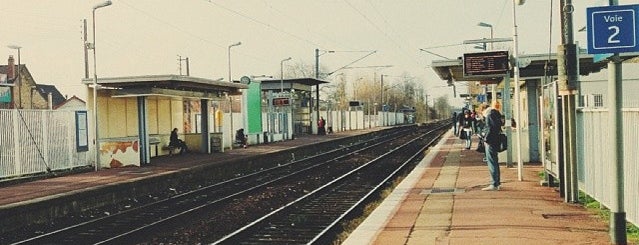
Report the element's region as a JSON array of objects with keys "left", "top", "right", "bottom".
[
  {"left": 578, "top": 191, "right": 639, "bottom": 243},
  {"left": 539, "top": 172, "right": 638, "bottom": 243}
]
